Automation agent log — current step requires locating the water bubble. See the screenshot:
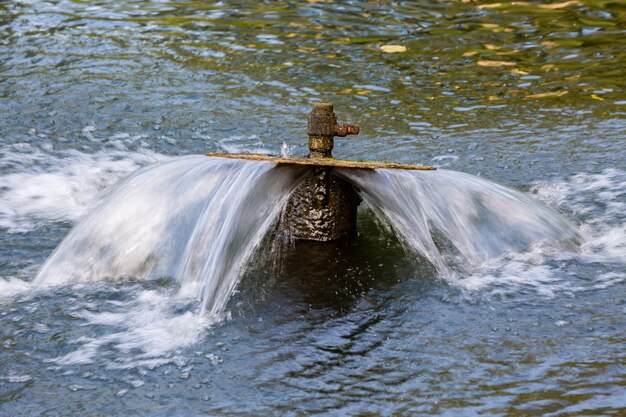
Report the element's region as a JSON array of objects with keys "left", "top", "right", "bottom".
[
  {"left": 129, "top": 379, "right": 145, "bottom": 388},
  {"left": 205, "top": 353, "right": 223, "bottom": 365}
]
